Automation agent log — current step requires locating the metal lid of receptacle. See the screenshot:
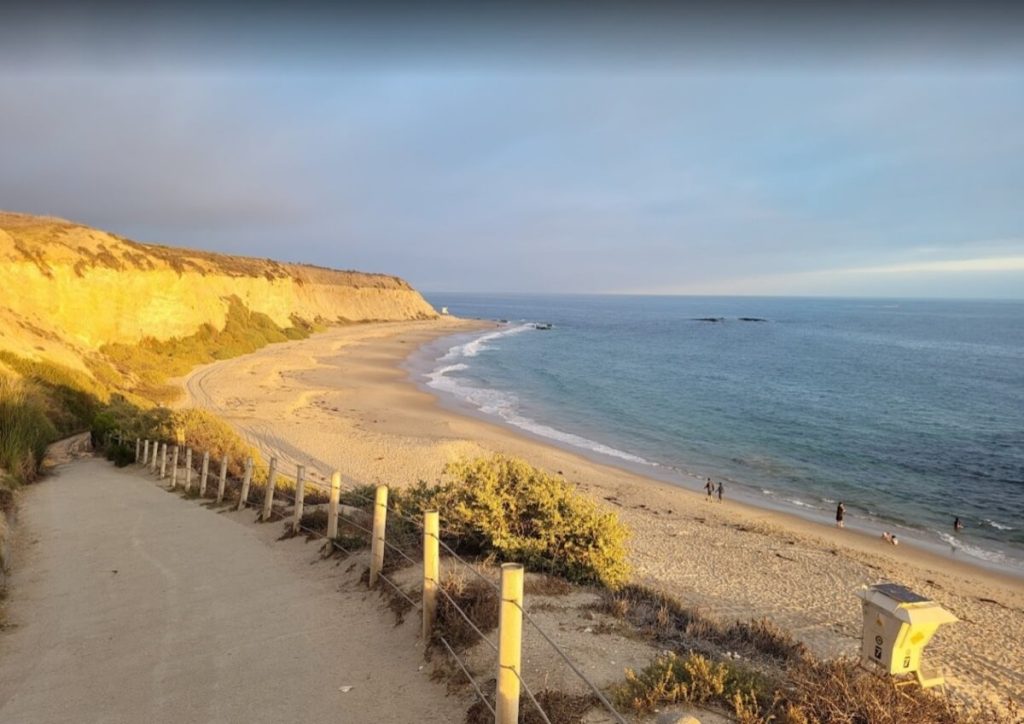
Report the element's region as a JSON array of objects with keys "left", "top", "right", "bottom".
[{"left": 871, "top": 583, "right": 930, "bottom": 604}]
